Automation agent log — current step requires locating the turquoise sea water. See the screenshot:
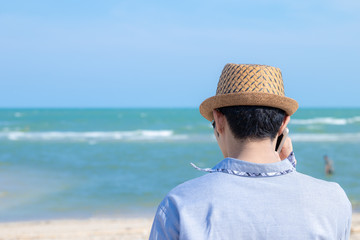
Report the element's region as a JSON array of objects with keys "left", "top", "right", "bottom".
[{"left": 0, "top": 108, "right": 359, "bottom": 221}]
